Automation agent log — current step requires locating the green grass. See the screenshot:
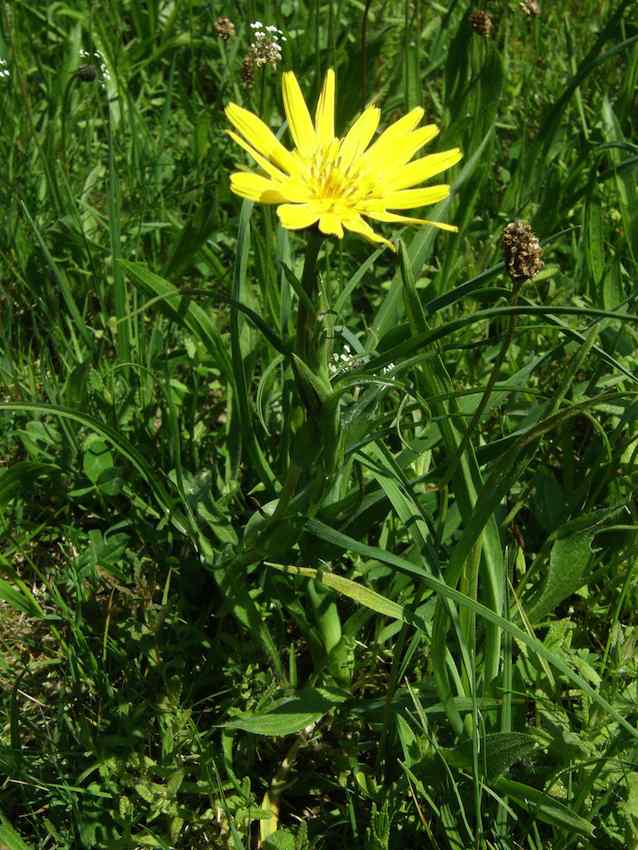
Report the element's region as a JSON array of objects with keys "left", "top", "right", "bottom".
[{"left": 1, "top": 0, "right": 638, "bottom": 847}]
